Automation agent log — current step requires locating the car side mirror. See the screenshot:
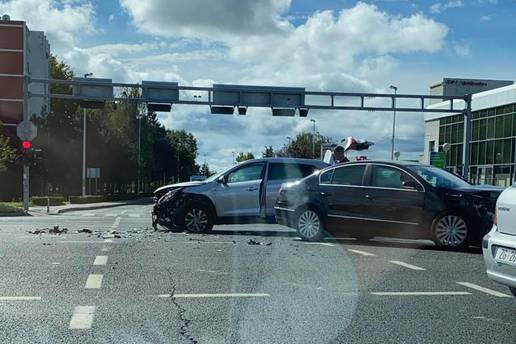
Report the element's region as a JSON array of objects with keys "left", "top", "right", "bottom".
[
  {"left": 402, "top": 180, "right": 418, "bottom": 190},
  {"left": 218, "top": 176, "right": 226, "bottom": 184}
]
